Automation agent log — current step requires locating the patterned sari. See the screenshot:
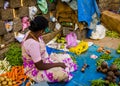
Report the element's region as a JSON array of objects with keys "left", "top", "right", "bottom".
[{"left": 22, "top": 31, "right": 77, "bottom": 82}]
